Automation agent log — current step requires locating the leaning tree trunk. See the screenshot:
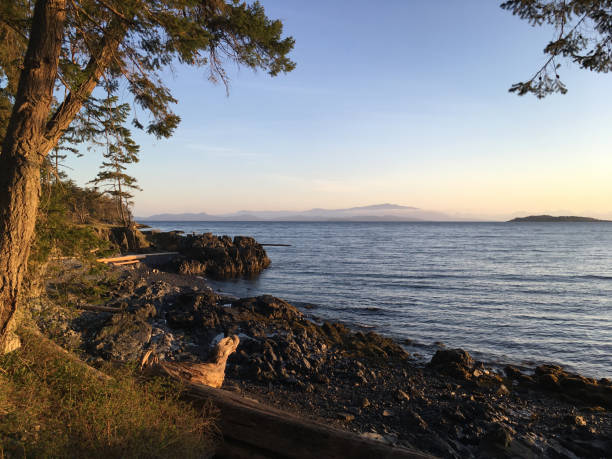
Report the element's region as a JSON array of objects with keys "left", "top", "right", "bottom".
[{"left": 0, "top": 0, "right": 66, "bottom": 353}]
